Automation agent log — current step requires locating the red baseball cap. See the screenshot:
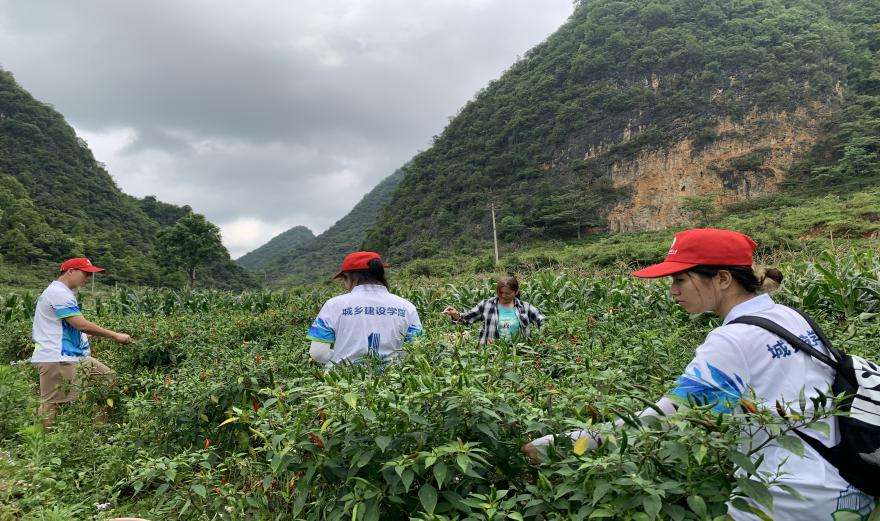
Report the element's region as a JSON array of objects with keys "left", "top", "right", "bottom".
[
  {"left": 632, "top": 228, "right": 757, "bottom": 278},
  {"left": 332, "top": 251, "right": 389, "bottom": 279},
  {"left": 60, "top": 257, "right": 105, "bottom": 273}
]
